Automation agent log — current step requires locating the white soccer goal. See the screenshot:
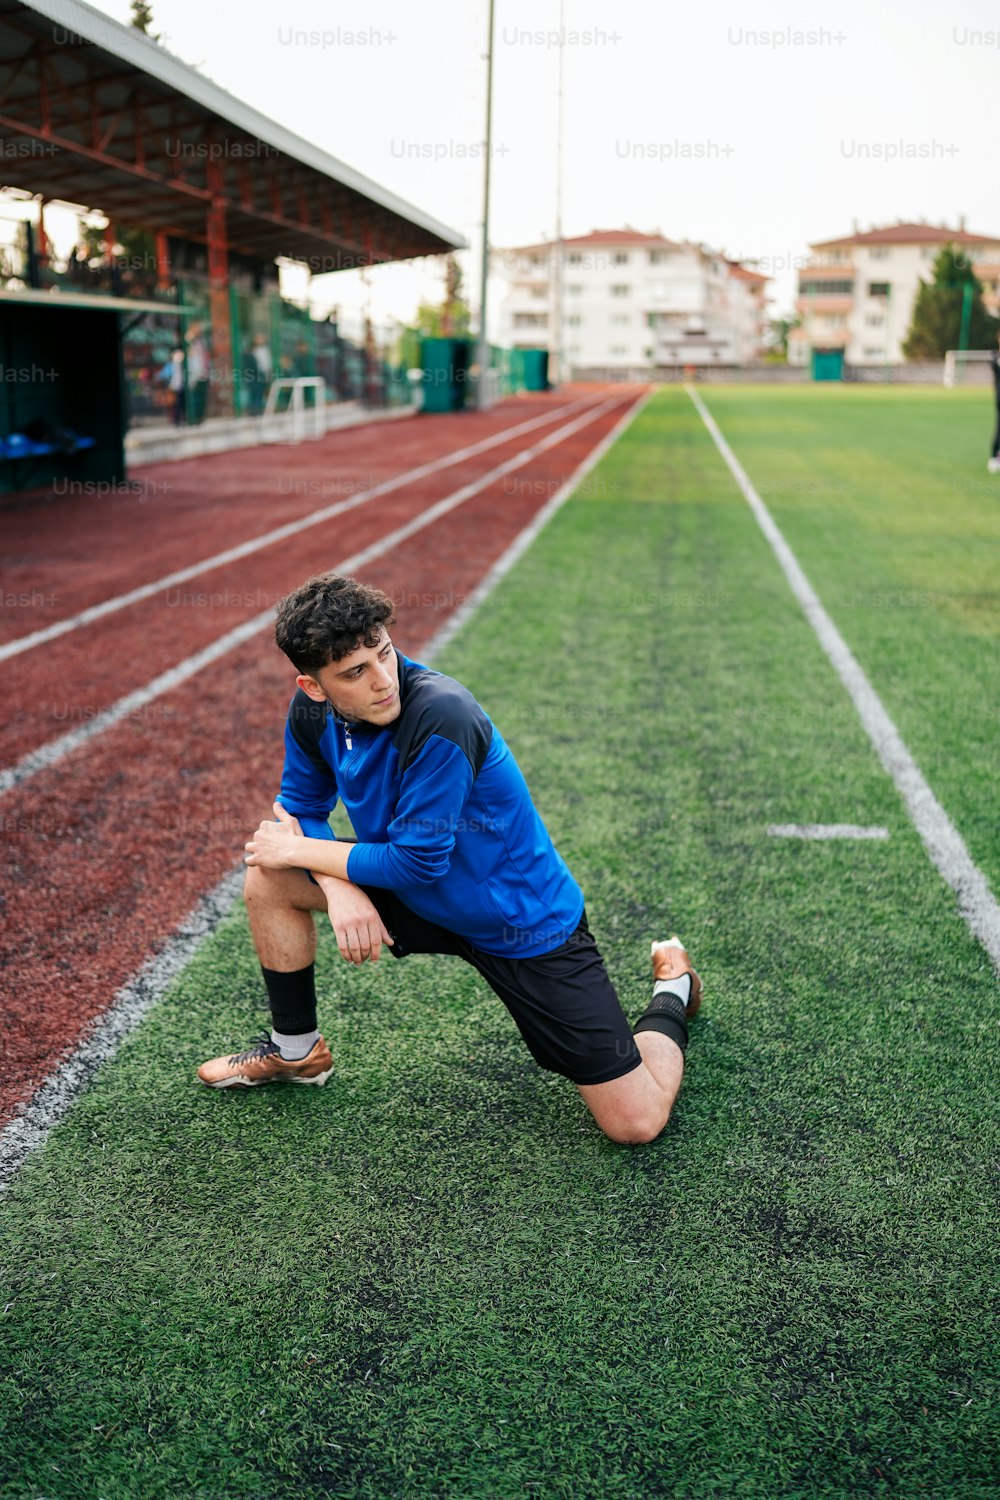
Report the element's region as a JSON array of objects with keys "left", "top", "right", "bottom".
[
  {"left": 261, "top": 376, "right": 327, "bottom": 442},
  {"left": 943, "top": 349, "right": 995, "bottom": 388}
]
